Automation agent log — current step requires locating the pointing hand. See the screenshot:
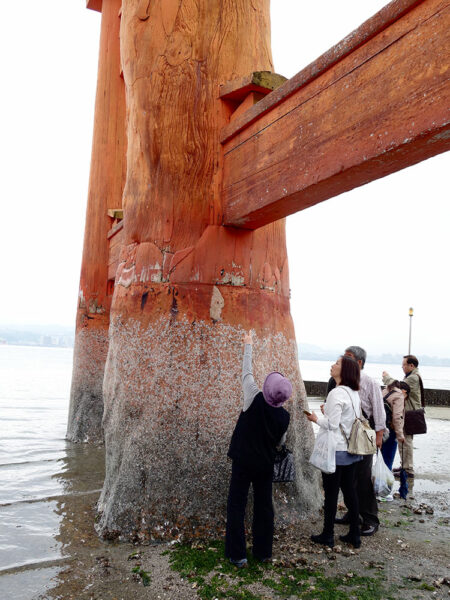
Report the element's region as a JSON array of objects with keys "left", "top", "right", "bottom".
[{"left": 243, "top": 332, "right": 253, "bottom": 345}]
